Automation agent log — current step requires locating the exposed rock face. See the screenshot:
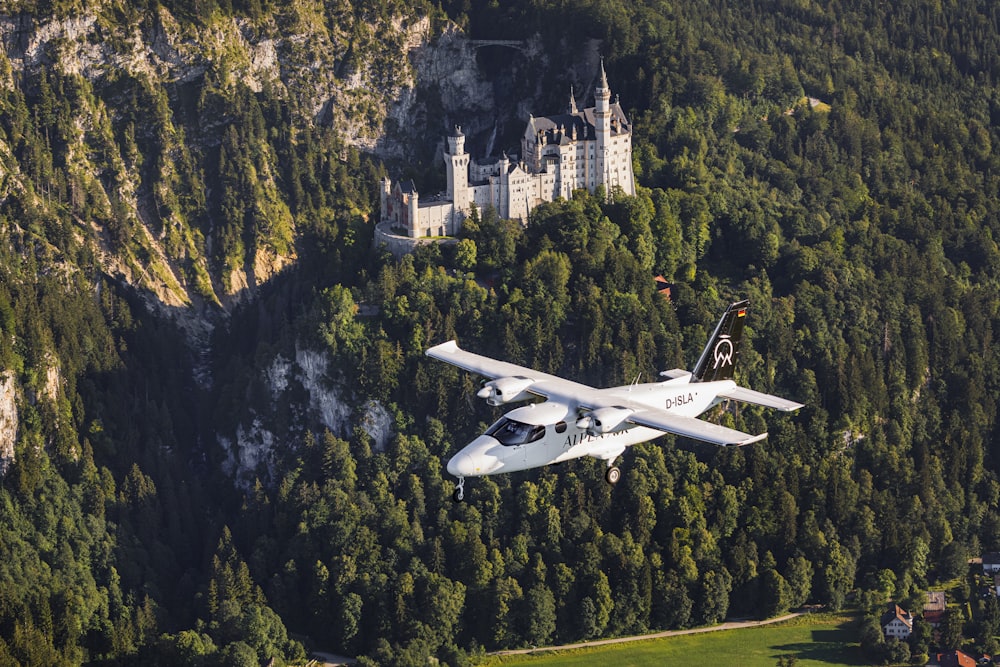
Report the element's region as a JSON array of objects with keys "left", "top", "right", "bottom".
[
  {"left": 361, "top": 399, "right": 393, "bottom": 453},
  {"left": 295, "top": 347, "right": 352, "bottom": 436},
  {"left": 0, "top": 372, "right": 16, "bottom": 475},
  {"left": 266, "top": 354, "right": 293, "bottom": 397},
  {"left": 41, "top": 356, "right": 60, "bottom": 404},
  {"left": 221, "top": 419, "right": 277, "bottom": 483},
  {"left": 223, "top": 346, "right": 394, "bottom": 485},
  {"left": 0, "top": 8, "right": 498, "bottom": 157},
  {"left": 371, "top": 23, "right": 497, "bottom": 159},
  {"left": 0, "top": 6, "right": 512, "bottom": 317},
  {"left": 0, "top": 4, "right": 526, "bottom": 482}
]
